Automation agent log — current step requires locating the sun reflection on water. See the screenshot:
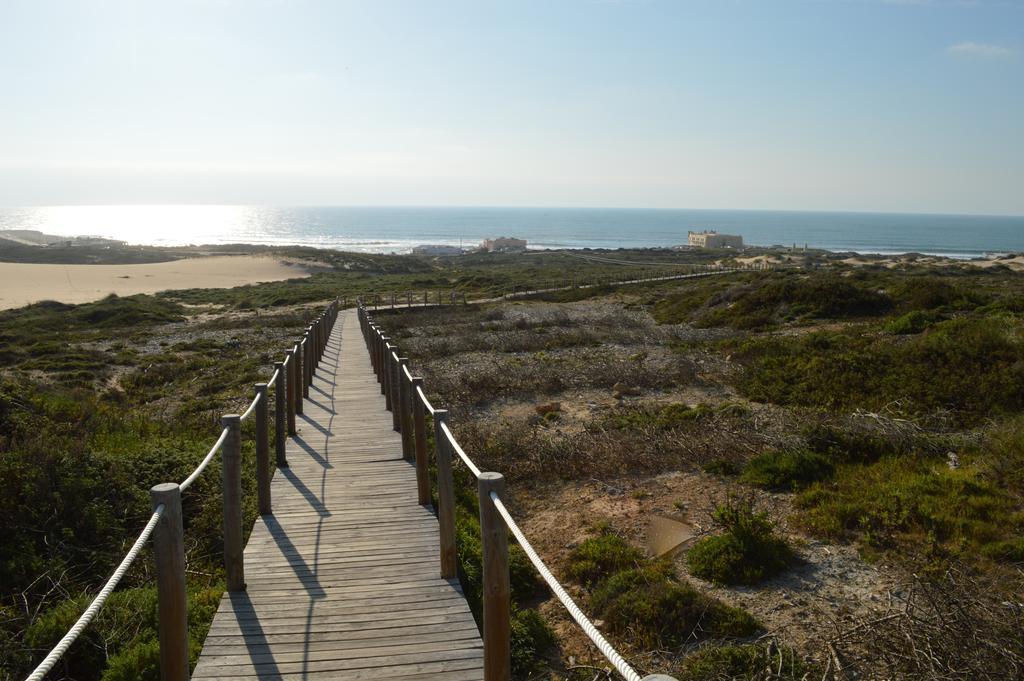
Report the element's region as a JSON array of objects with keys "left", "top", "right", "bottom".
[{"left": 27, "top": 205, "right": 254, "bottom": 246}]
